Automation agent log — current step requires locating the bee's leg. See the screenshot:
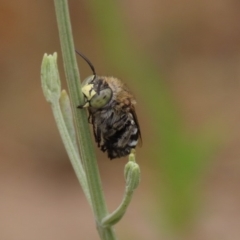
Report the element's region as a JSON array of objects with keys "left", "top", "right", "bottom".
[
  {"left": 92, "top": 124, "right": 101, "bottom": 147},
  {"left": 88, "top": 111, "right": 92, "bottom": 123},
  {"left": 92, "top": 125, "right": 98, "bottom": 142},
  {"left": 77, "top": 104, "right": 84, "bottom": 109},
  {"left": 96, "top": 128, "right": 101, "bottom": 147},
  {"left": 101, "top": 144, "right": 107, "bottom": 152}
]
